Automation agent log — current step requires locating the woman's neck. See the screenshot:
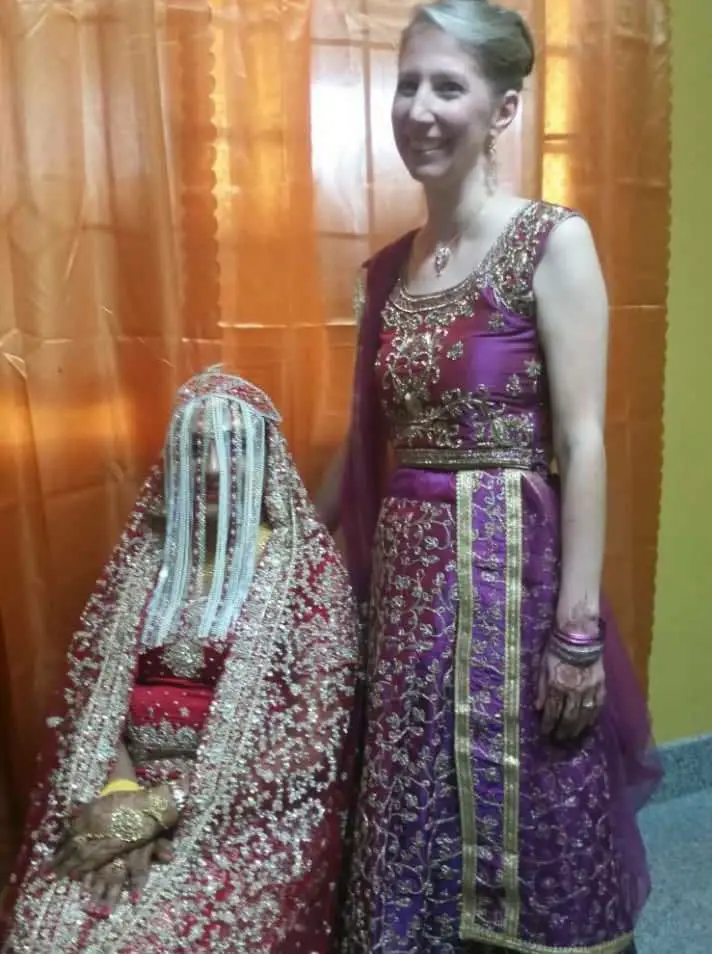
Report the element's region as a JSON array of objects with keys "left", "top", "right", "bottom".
[{"left": 422, "top": 161, "right": 491, "bottom": 239}]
